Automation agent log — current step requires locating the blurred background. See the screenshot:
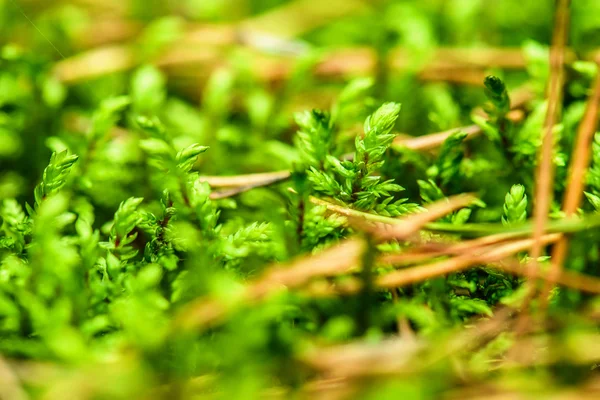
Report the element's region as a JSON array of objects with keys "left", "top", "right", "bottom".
[
  {"left": 3, "top": 1, "right": 600, "bottom": 240},
  {"left": 4, "top": 0, "right": 597, "bottom": 200},
  {"left": 4, "top": 1, "right": 600, "bottom": 399},
  {"left": 0, "top": 0, "right": 595, "bottom": 225}
]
